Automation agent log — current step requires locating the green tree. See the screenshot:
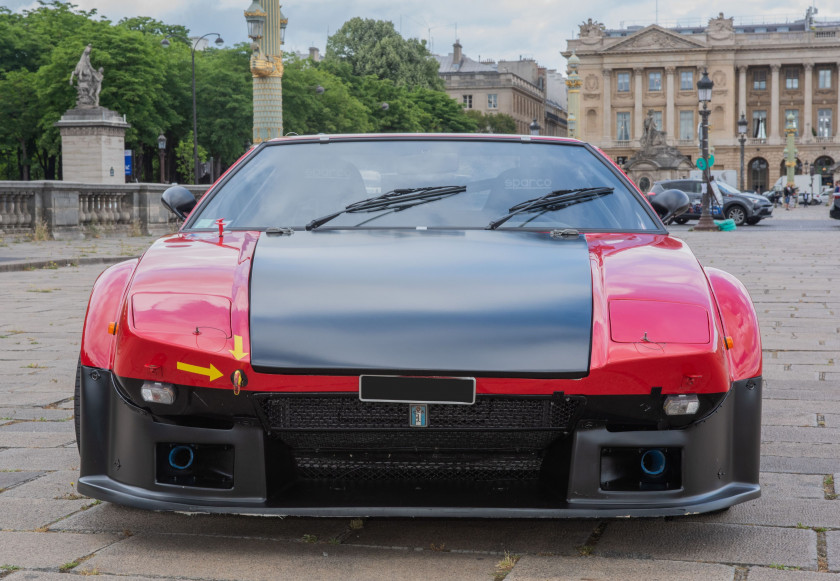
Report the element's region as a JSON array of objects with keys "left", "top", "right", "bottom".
[
  {"left": 174, "top": 131, "right": 207, "bottom": 182},
  {"left": 326, "top": 18, "right": 442, "bottom": 90},
  {"left": 0, "top": 70, "right": 41, "bottom": 179},
  {"left": 464, "top": 110, "right": 517, "bottom": 134}
]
